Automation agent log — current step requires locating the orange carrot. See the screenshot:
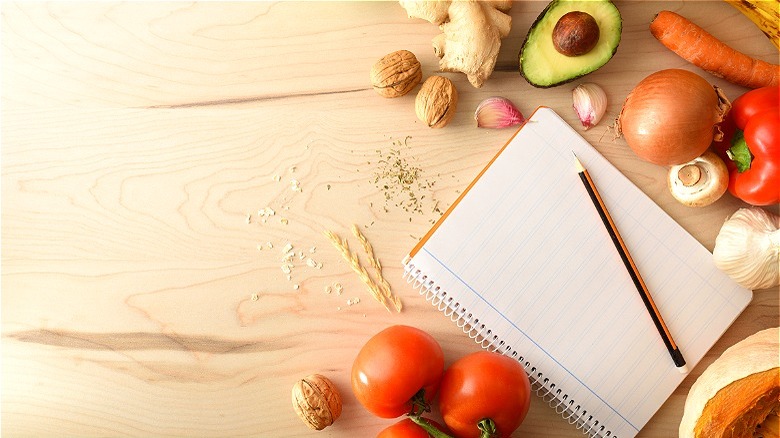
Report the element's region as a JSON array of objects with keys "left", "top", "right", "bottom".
[{"left": 650, "top": 10, "right": 779, "bottom": 89}]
